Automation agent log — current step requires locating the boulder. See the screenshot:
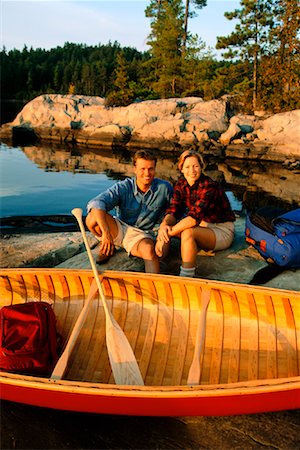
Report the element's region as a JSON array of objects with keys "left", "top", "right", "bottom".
[
  {"left": 220, "top": 115, "right": 255, "bottom": 145},
  {"left": 1, "top": 94, "right": 299, "bottom": 161},
  {"left": 255, "top": 110, "right": 300, "bottom": 157}
]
